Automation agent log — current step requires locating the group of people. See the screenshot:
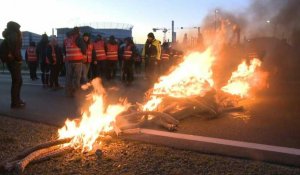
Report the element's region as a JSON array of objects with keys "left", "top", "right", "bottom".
[
  {"left": 0, "top": 21, "right": 184, "bottom": 109},
  {"left": 23, "top": 27, "right": 141, "bottom": 97},
  {"left": 26, "top": 34, "right": 64, "bottom": 90},
  {"left": 63, "top": 27, "right": 141, "bottom": 97}
]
